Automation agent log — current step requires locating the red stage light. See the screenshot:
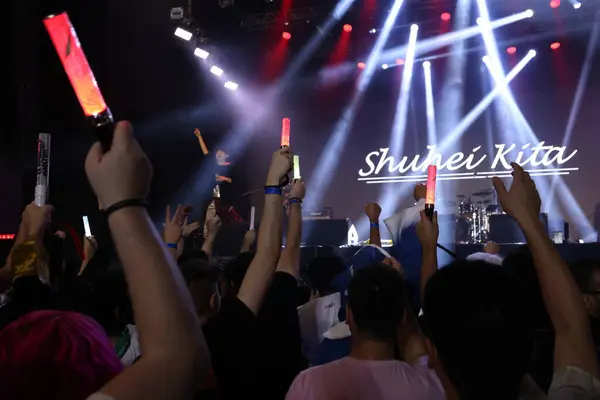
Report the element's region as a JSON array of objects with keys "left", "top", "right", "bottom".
[
  {"left": 0, "top": 234, "right": 15, "bottom": 240},
  {"left": 506, "top": 46, "right": 517, "bottom": 55},
  {"left": 550, "top": 0, "right": 560, "bottom": 8},
  {"left": 441, "top": 13, "right": 451, "bottom": 21},
  {"left": 343, "top": 24, "right": 353, "bottom": 33},
  {"left": 550, "top": 41, "right": 561, "bottom": 50},
  {"left": 357, "top": 62, "right": 366, "bottom": 69},
  {"left": 396, "top": 58, "right": 405, "bottom": 65},
  {"left": 282, "top": 32, "right": 291, "bottom": 40}
]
